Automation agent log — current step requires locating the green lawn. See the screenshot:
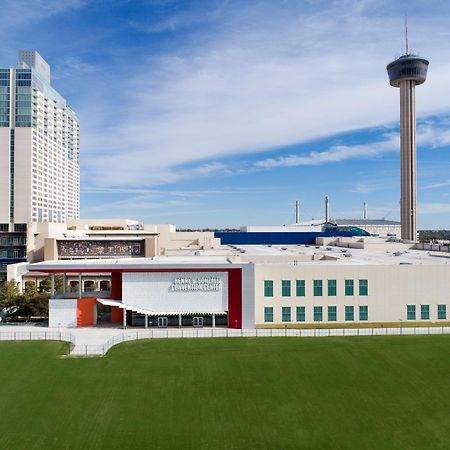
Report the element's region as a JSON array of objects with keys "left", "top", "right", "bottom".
[{"left": 1, "top": 336, "right": 450, "bottom": 450}]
